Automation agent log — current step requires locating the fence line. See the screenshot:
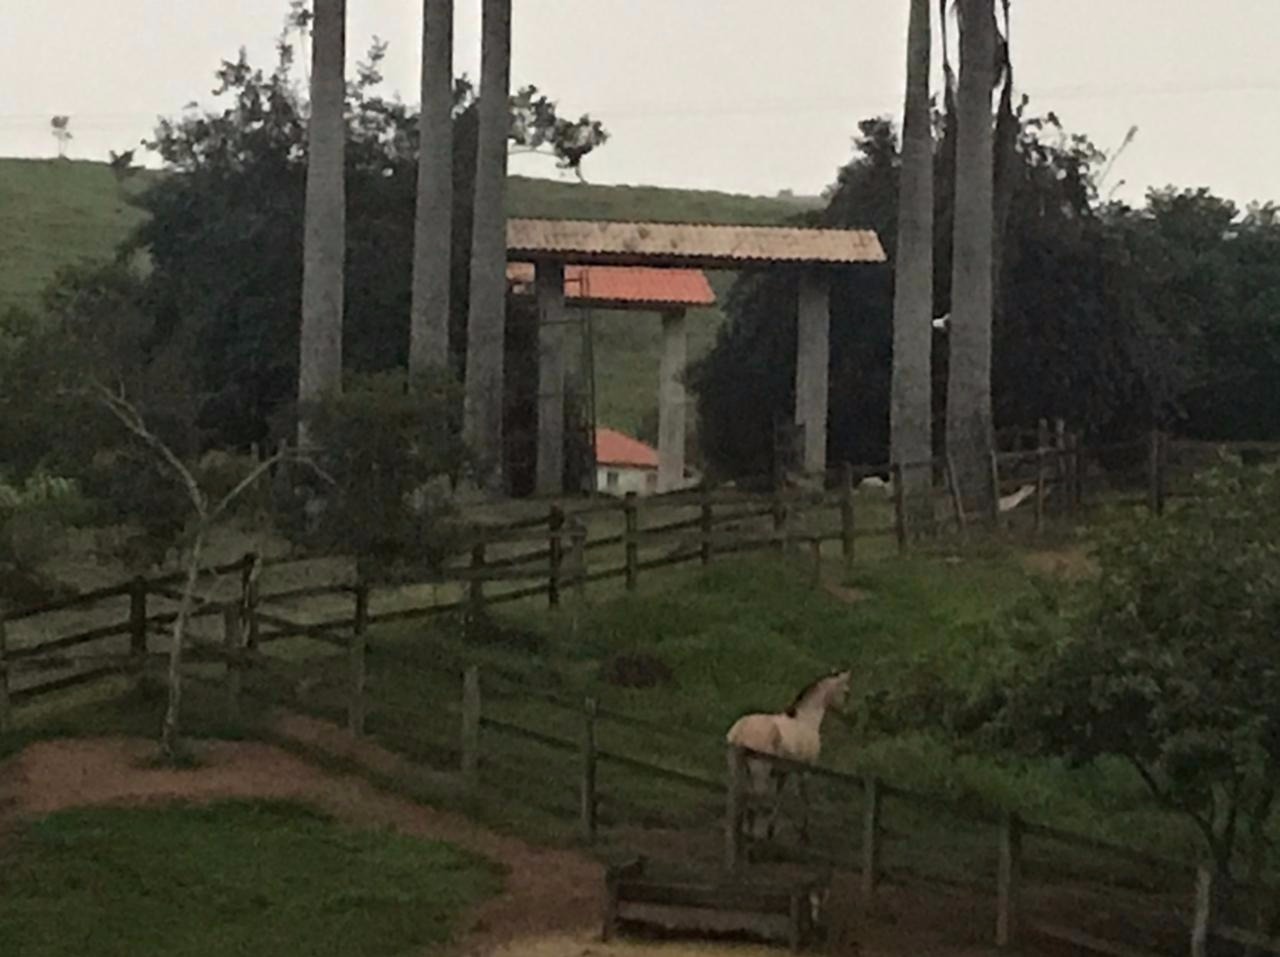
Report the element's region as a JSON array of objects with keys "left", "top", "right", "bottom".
[{"left": 0, "top": 430, "right": 1260, "bottom": 709}]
